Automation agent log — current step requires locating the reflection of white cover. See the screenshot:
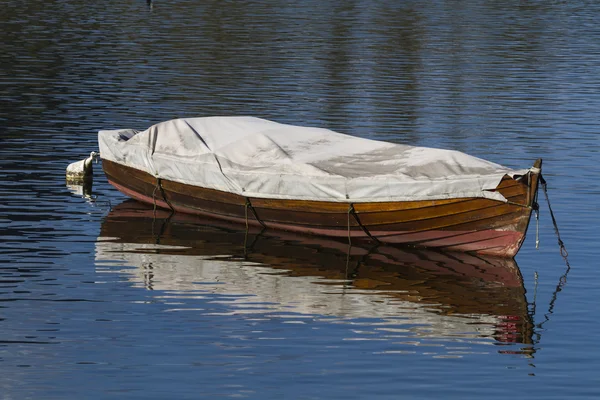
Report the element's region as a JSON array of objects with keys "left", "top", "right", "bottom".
[
  {"left": 99, "top": 117, "right": 529, "bottom": 203},
  {"left": 95, "top": 240, "right": 498, "bottom": 340}
]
